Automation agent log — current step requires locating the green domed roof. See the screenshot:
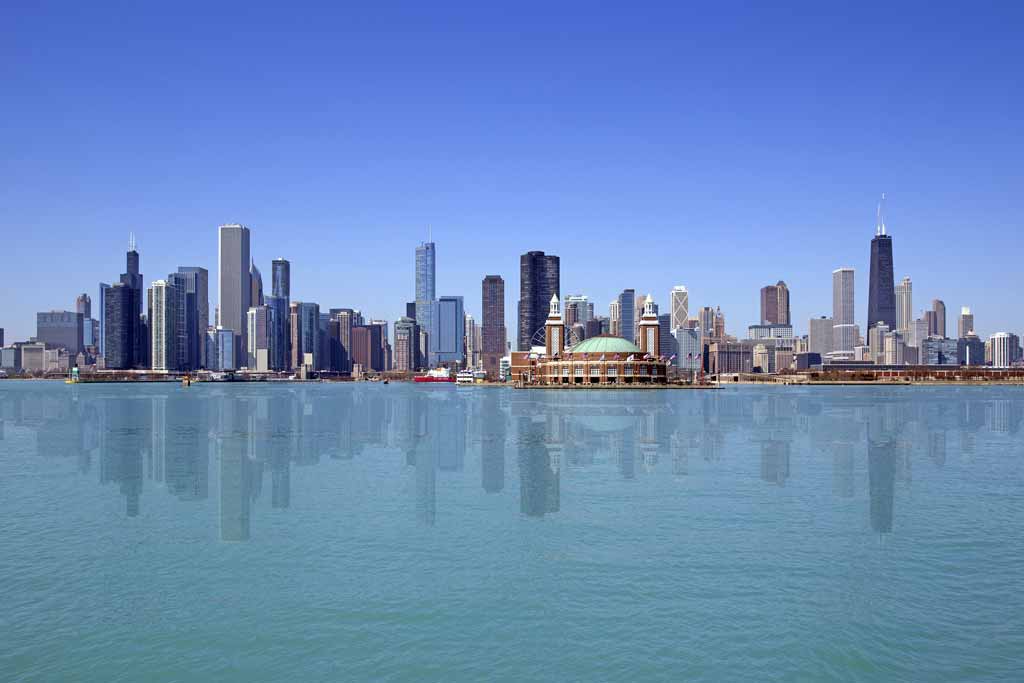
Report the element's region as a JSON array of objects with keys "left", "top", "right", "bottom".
[{"left": 568, "top": 335, "right": 641, "bottom": 355}]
